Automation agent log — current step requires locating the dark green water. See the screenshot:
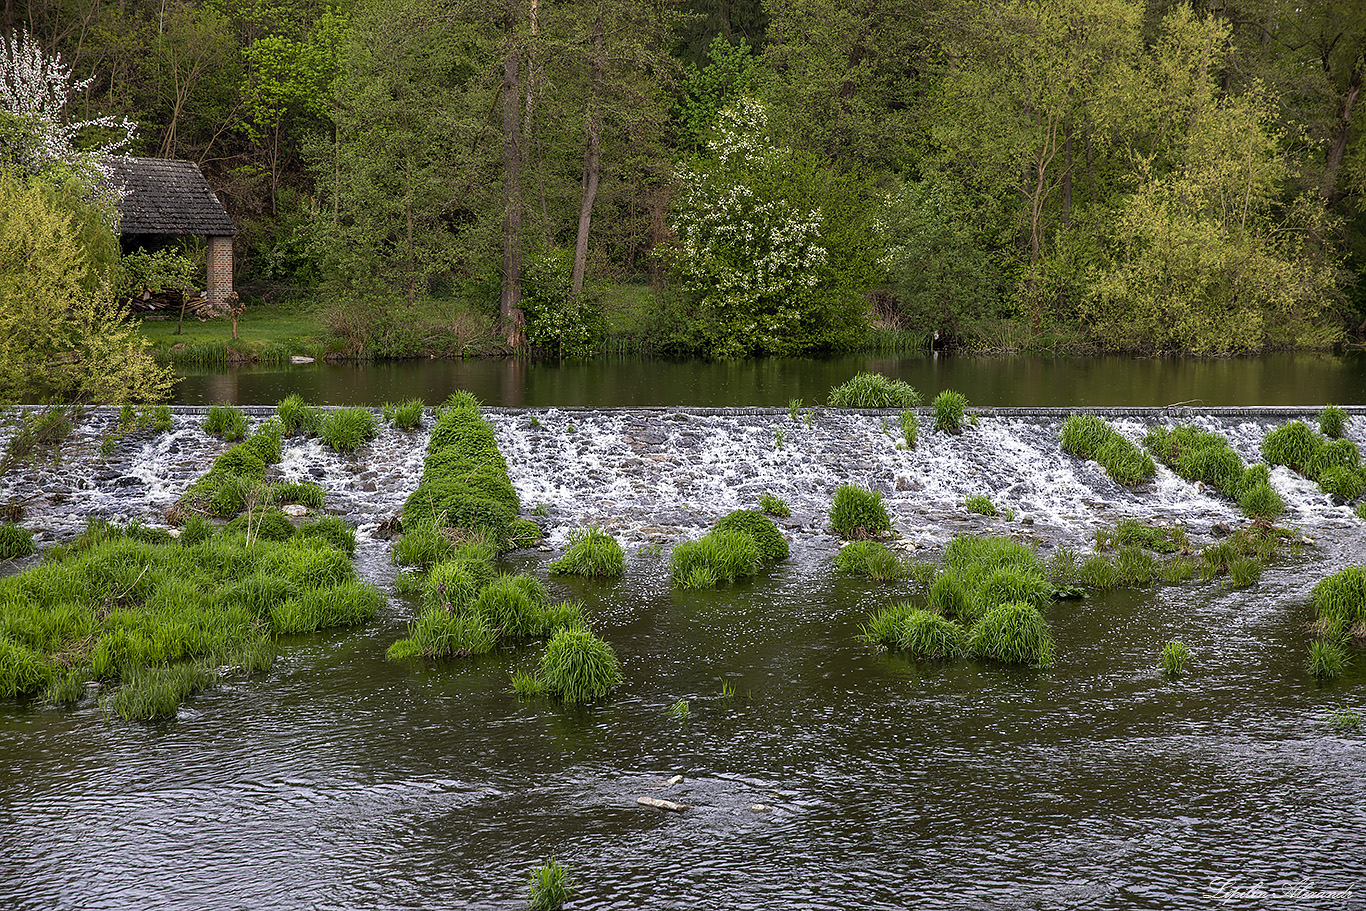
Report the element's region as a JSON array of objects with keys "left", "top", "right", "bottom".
[{"left": 171, "top": 352, "right": 1366, "bottom": 407}]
